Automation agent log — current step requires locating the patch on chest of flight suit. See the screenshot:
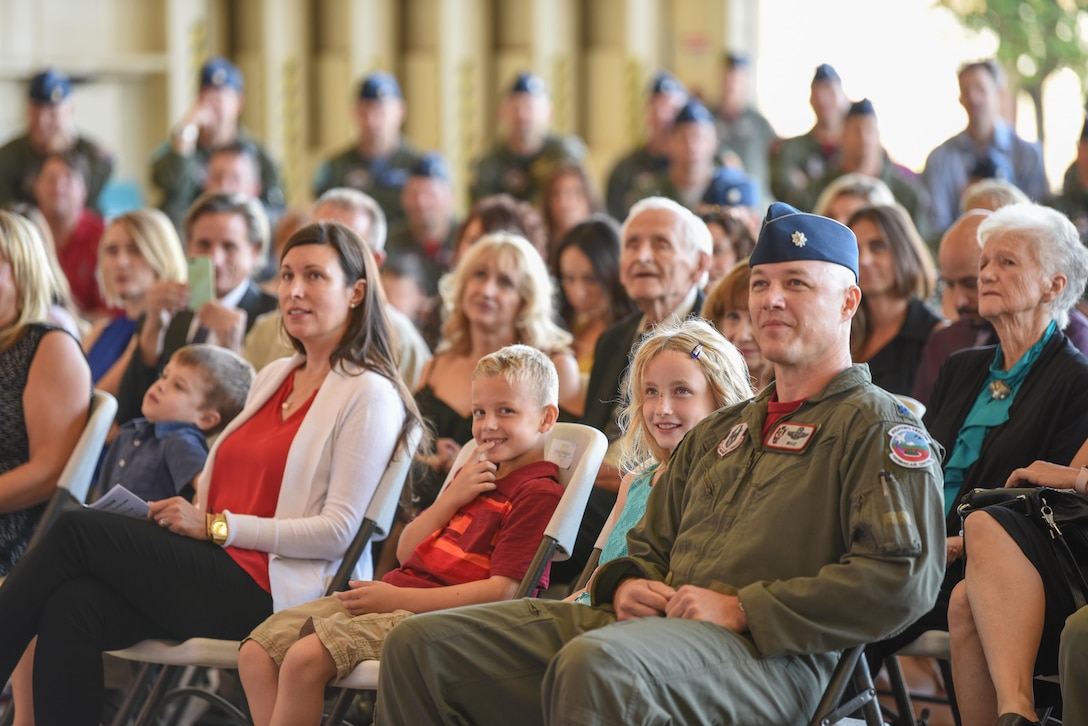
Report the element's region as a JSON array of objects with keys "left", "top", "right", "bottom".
[
  {"left": 763, "top": 422, "right": 818, "bottom": 453},
  {"left": 717, "top": 422, "right": 748, "bottom": 456}
]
